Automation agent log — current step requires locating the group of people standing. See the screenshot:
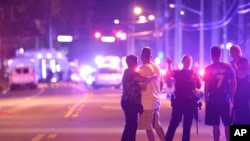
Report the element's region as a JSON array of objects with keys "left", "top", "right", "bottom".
[
  {"left": 121, "top": 47, "right": 165, "bottom": 141},
  {"left": 120, "top": 45, "right": 250, "bottom": 141},
  {"left": 203, "top": 45, "right": 250, "bottom": 141}
]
